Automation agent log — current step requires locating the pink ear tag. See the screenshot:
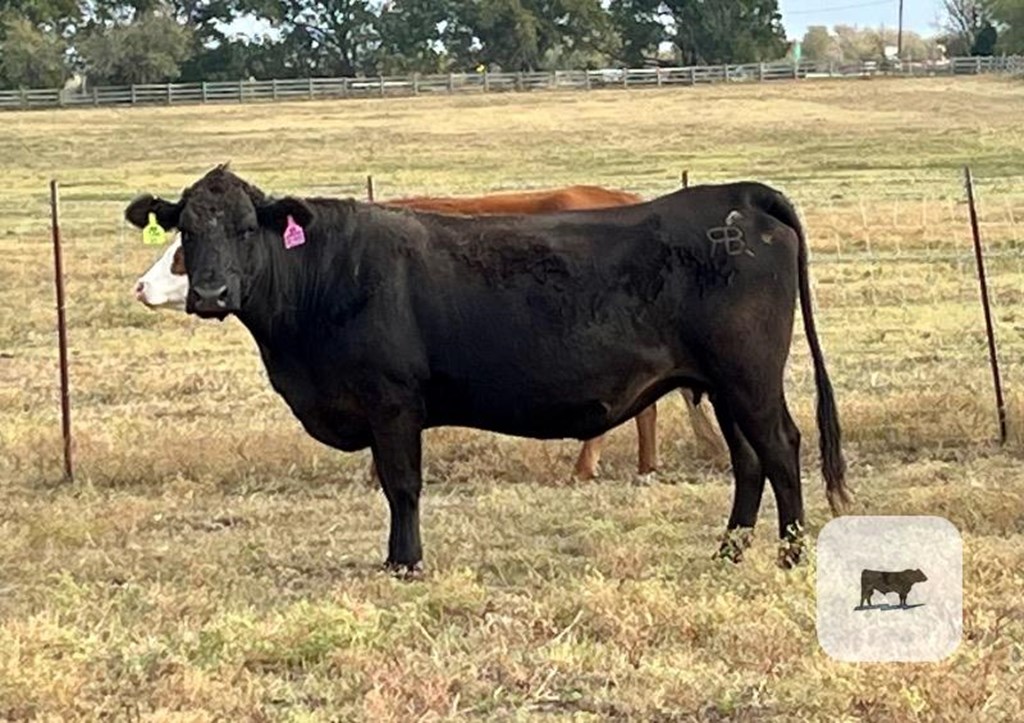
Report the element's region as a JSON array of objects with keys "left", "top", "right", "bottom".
[{"left": 283, "top": 215, "right": 306, "bottom": 249}]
